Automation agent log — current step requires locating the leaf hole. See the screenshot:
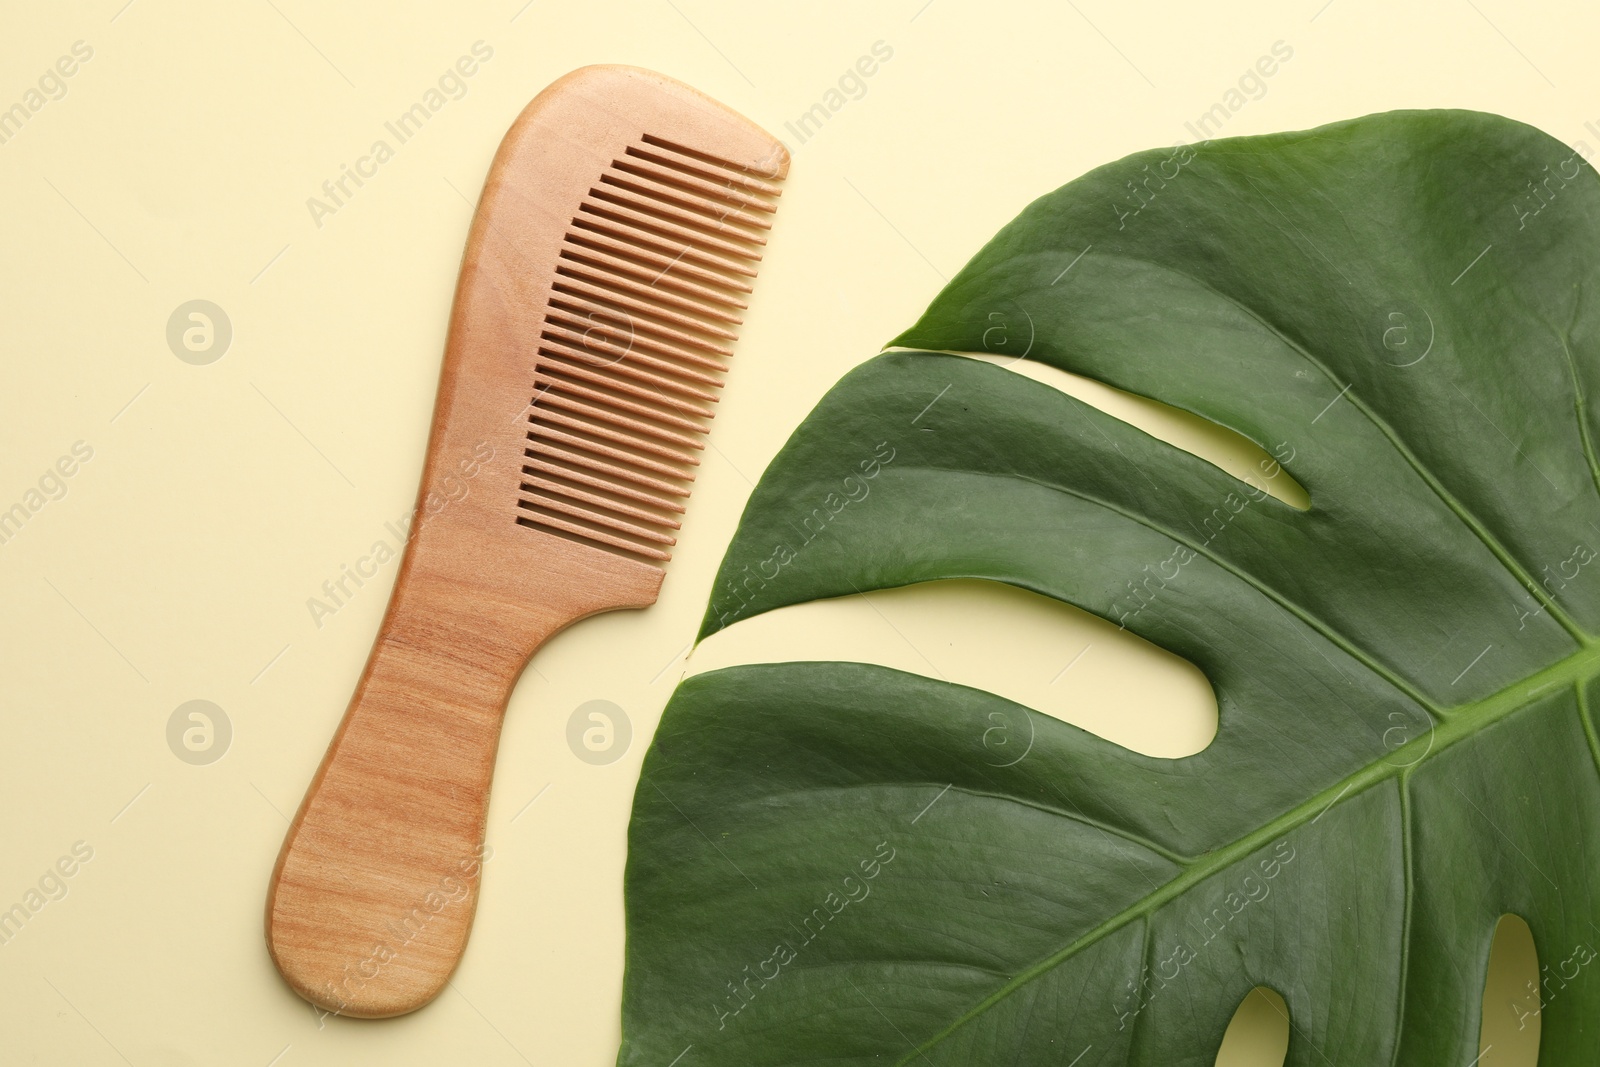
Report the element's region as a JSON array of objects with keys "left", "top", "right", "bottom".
[
  {"left": 953, "top": 351, "right": 1310, "bottom": 511},
  {"left": 1214, "top": 986, "right": 1288, "bottom": 1067},
  {"left": 689, "top": 577, "right": 1217, "bottom": 757},
  {"left": 1478, "top": 913, "right": 1540, "bottom": 1065}
]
